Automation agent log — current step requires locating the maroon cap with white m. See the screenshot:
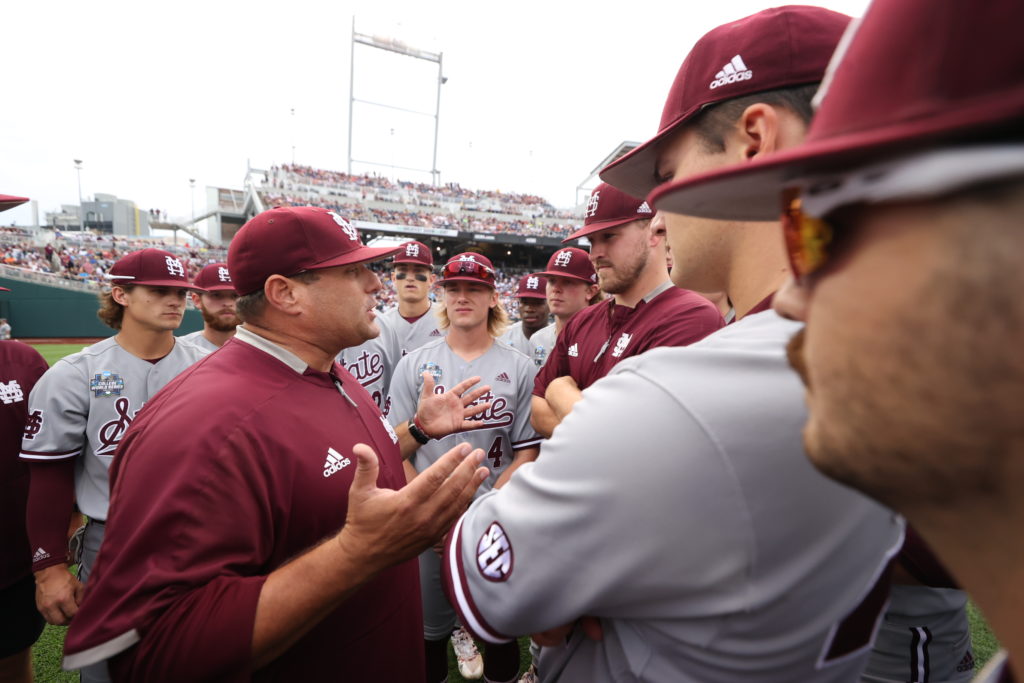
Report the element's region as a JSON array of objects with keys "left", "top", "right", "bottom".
[
  {"left": 393, "top": 240, "right": 434, "bottom": 267},
  {"left": 534, "top": 247, "right": 597, "bottom": 284},
  {"left": 564, "top": 183, "right": 653, "bottom": 242},
  {"left": 108, "top": 249, "right": 196, "bottom": 289},
  {"left": 229, "top": 206, "right": 401, "bottom": 296}
]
